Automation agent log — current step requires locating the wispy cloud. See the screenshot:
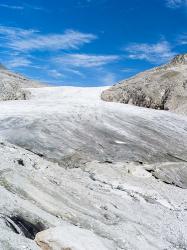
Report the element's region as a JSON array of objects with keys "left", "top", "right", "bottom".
[
  {"left": 0, "top": 26, "right": 97, "bottom": 52},
  {"left": 121, "top": 68, "right": 135, "bottom": 73},
  {"left": 13, "top": 30, "right": 96, "bottom": 51},
  {"left": 177, "top": 33, "right": 187, "bottom": 45},
  {"left": 100, "top": 72, "right": 117, "bottom": 85},
  {"left": 48, "top": 69, "right": 64, "bottom": 79},
  {"left": 64, "top": 68, "right": 85, "bottom": 77},
  {"left": 54, "top": 53, "right": 119, "bottom": 68},
  {"left": 124, "top": 41, "right": 176, "bottom": 64},
  {"left": 0, "top": 26, "right": 37, "bottom": 38},
  {"left": 5, "top": 57, "right": 32, "bottom": 68},
  {"left": 0, "top": 4, "right": 24, "bottom": 10},
  {"left": 0, "top": 3, "right": 46, "bottom": 11},
  {"left": 52, "top": 53, "right": 120, "bottom": 85},
  {"left": 0, "top": 25, "right": 119, "bottom": 85},
  {"left": 23, "top": 4, "right": 46, "bottom": 11},
  {"left": 165, "top": 0, "right": 187, "bottom": 8},
  {"left": 74, "top": 0, "right": 108, "bottom": 8}
]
